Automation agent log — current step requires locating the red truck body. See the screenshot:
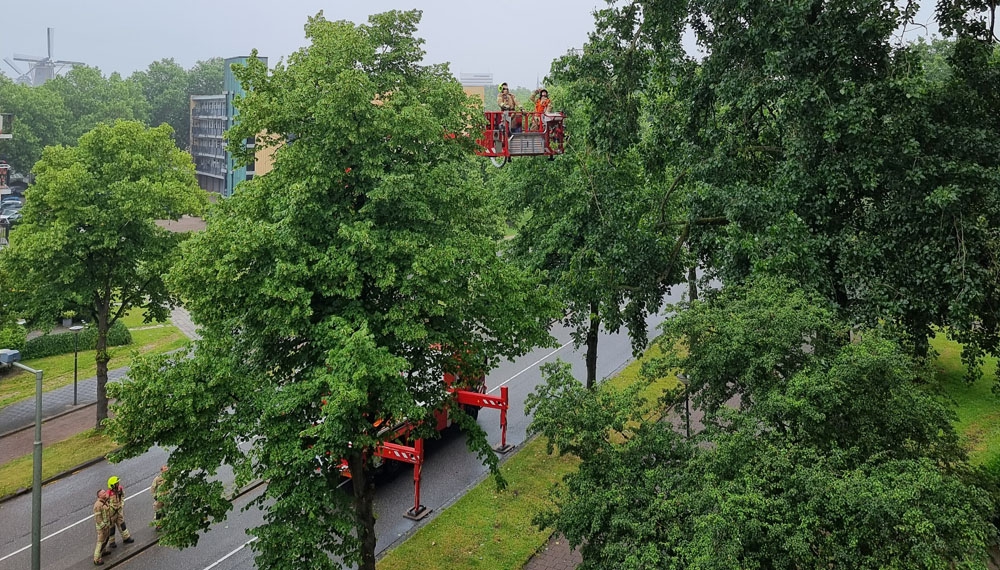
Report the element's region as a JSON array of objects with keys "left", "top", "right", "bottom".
[{"left": 336, "top": 369, "right": 514, "bottom": 519}]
